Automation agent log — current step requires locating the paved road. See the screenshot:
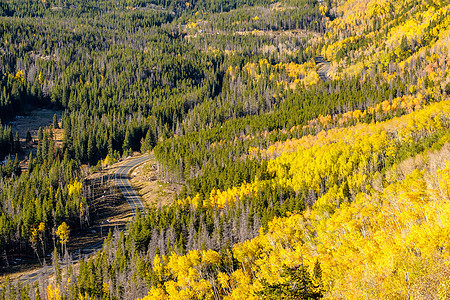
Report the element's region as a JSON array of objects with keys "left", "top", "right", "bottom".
[
  {"left": 115, "top": 155, "right": 149, "bottom": 216},
  {"left": 315, "top": 56, "right": 330, "bottom": 81},
  {"left": 16, "top": 155, "right": 150, "bottom": 285}
]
